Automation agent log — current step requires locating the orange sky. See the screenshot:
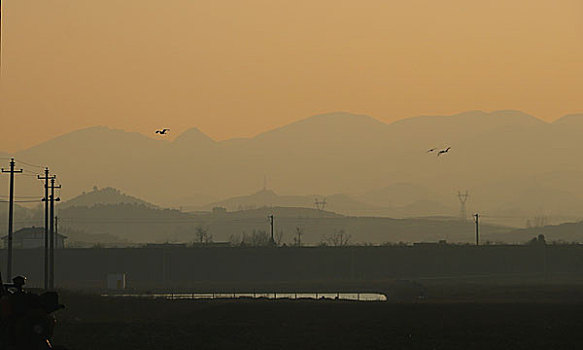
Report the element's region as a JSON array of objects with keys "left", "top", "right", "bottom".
[{"left": 1, "top": 0, "right": 582, "bottom": 151}]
